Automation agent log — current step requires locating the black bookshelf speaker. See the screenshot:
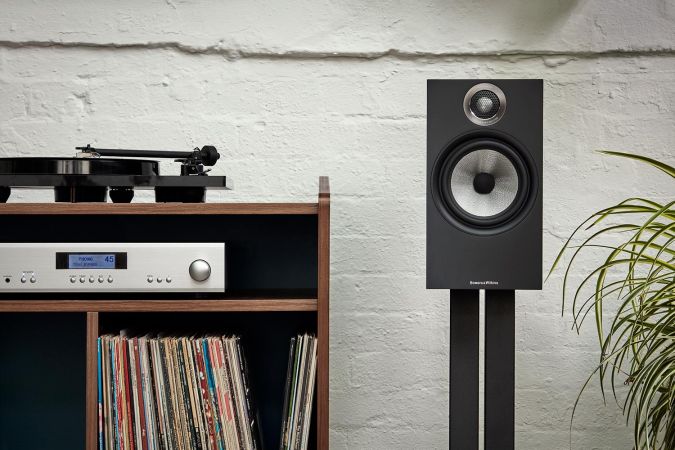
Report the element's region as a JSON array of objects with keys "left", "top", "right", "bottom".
[{"left": 427, "top": 79, "right": 542, "bottom": 290}]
